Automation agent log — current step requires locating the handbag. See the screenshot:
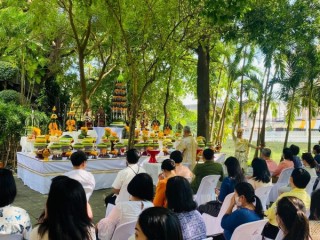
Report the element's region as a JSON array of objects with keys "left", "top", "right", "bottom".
[{"left": 197, "top": 200, "right": 222, "bottom": 217}]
